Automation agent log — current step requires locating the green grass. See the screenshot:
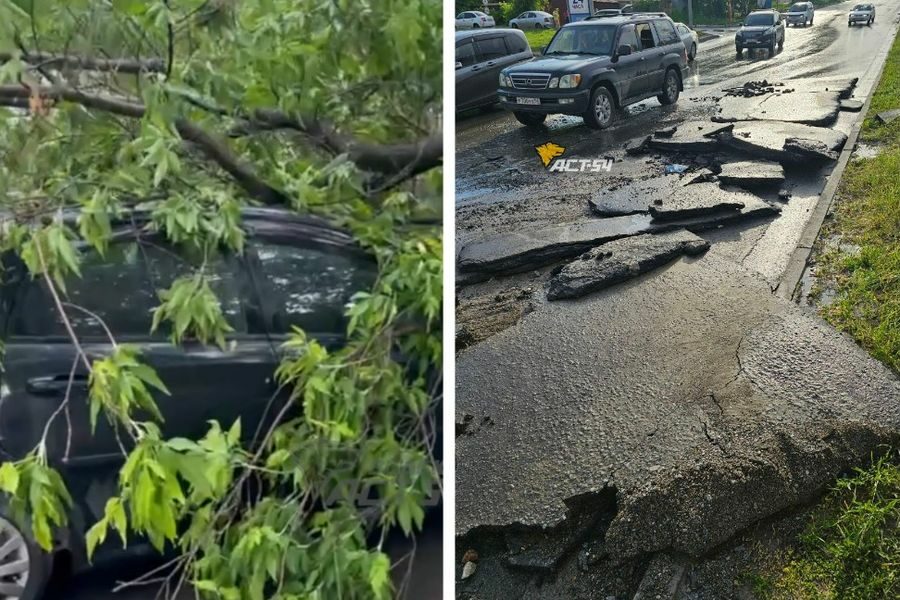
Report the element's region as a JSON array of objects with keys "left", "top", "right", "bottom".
[
  {"left": 813, "top": 30, "right": 900, "bottom": 372},
  {"left": 524, "top": 28, "right": 556, "bottom": 51},
  {"left": 753, "top": 451, "right": 900, "bottom": 599}
]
